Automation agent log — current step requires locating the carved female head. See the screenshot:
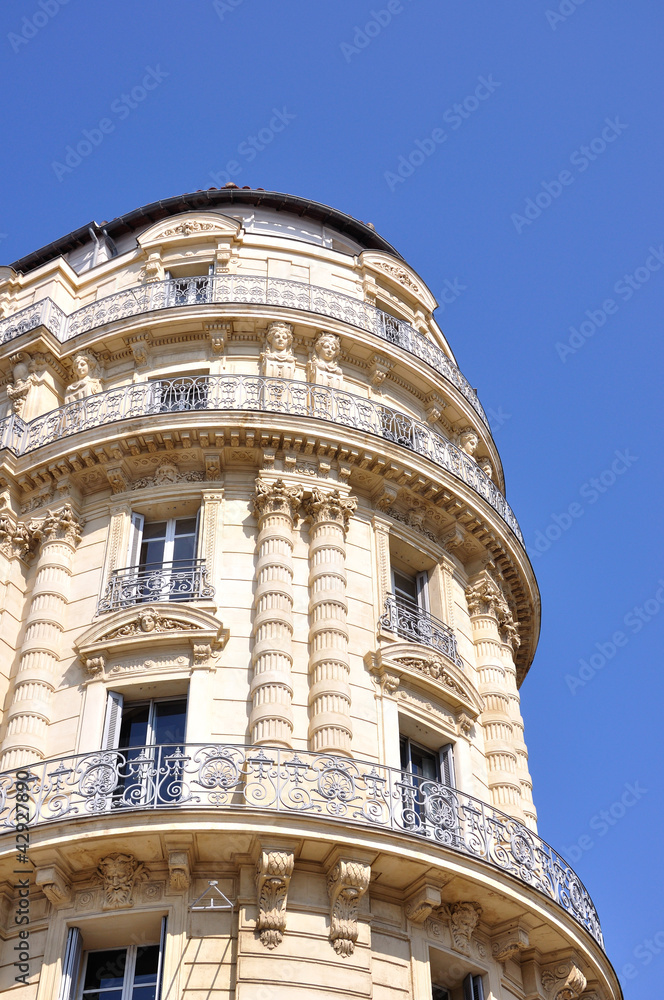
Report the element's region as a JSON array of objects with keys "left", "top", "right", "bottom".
[
  {"left": 314, "top": 332, "right": 340, "bottom": 363},
  {"left": 459, "top": 428, "right": 479, "bottom": 456},
  {"left": 266, "top": 322, "right": 293, "bottom": 353}
]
